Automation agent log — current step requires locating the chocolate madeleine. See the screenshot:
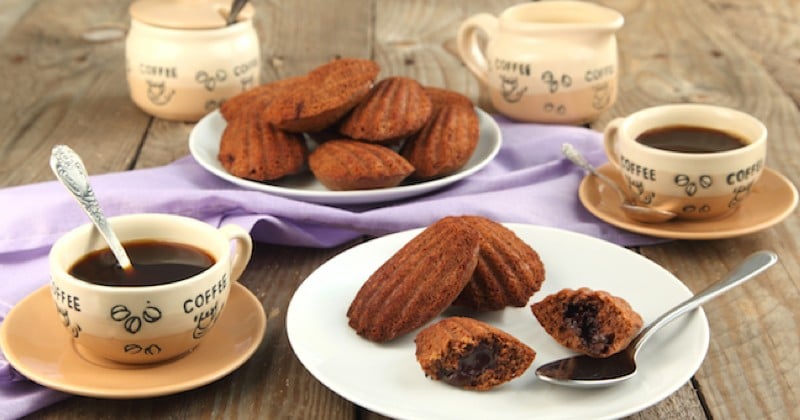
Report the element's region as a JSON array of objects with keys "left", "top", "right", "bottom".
[
  {"left": 453, "top": 216, "right": 546, "bottom": 311},
  {"left": 400, "top": 104, "right": 479, "bottom": 179},
  {"left": 531, "top": 288, "right": 643, "bottom": 358},
  {"left": 218, "top": 107, "right": 308, "bottom": 181},
  {"left": 263, "top": 58, "right": 380, "bottom": 133},
  {"left": 415, "top": 316, "right": 536, "bottom": 390},
  {"left": 339, "top": 76, "right": 433, "bottom": 142},
  {"left": 219, "top": 75, "right": 308, "bottom": 121},
  {"left": 308, "top": 139, "right": 414, "bottom": 190},
  {"left": 347, "top": 217, "right": 481, "bottom": 342},
  {"left": 424, "top": 86, "right": 474, "bottom": 111}
]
